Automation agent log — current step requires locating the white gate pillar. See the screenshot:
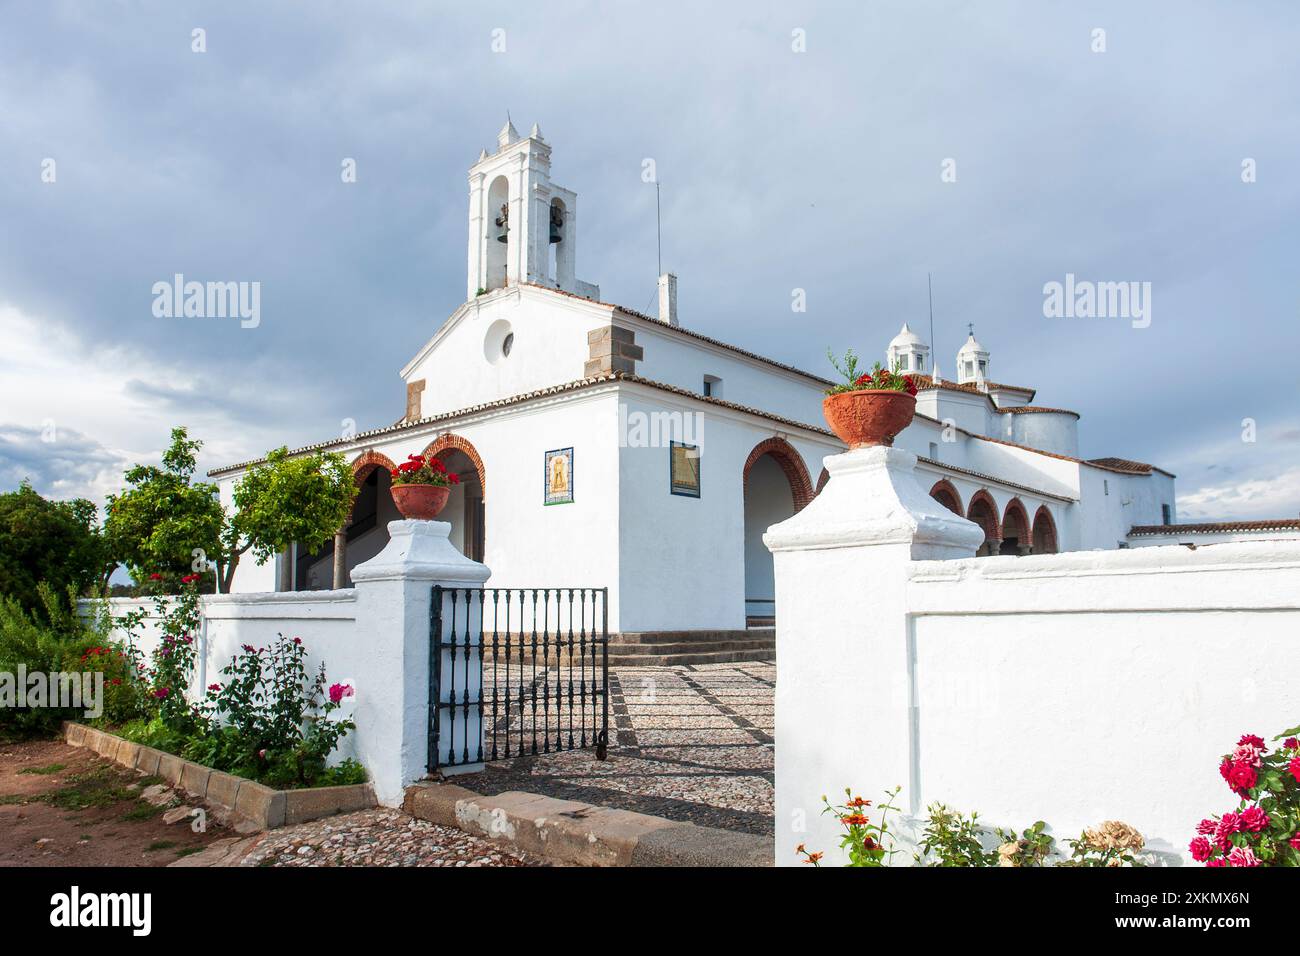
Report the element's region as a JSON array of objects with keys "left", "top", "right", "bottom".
[
  {"left": 763, "top": 446, "right": 982, "bottom": 866},
  {"left": 349, "top": 519, "right": 490, "bottom": 805}
]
